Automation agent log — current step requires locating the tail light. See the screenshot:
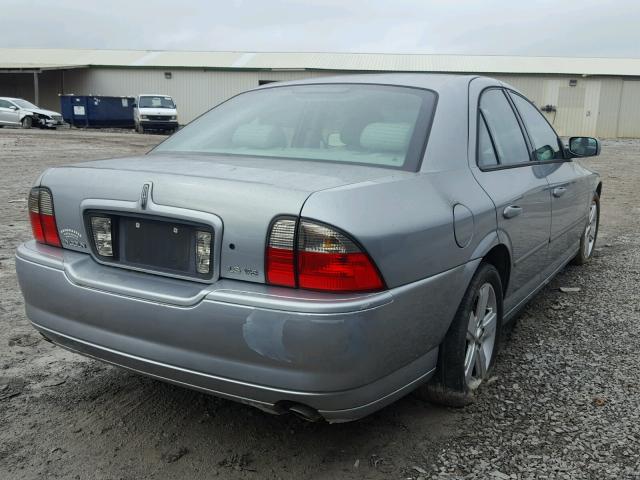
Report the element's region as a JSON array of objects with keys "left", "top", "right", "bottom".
[
  {"left": 28, "top": 187, "right": 61, "bottom": 247},
  {"left": 266, "top": 218, "right": 296, "bottom": 287},
  {"left": 266, "top": 218, "right": 384, "bottom": 292}
]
